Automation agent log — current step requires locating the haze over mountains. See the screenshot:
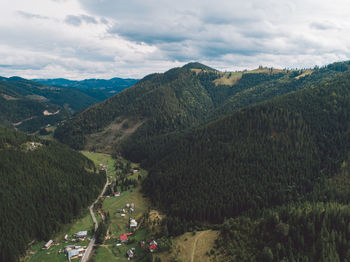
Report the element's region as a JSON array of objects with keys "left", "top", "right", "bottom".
[{"left": 0, "top": 76, "right": 137, "bottom": 133}]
